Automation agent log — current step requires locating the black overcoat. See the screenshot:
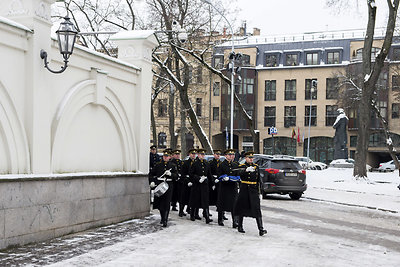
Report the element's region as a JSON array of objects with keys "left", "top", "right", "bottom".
[
  {"left": 188, "top": 158, "right": 212, "bottom": 208},
  {"left": 208, "top": 158, "right": 221, "bottom": 206},
  {"left": 216, "top": 160, "right": 239, "bottom": 212},
  {"left": 171, "top": 158, "right": 183, "bottom": 204},
  {"left": 234, "top": 162, "right": 262, "bottom": 218},
  {"left": 149, "top": 160, "right": 178, "bottom": 211},
  {"left": 179, "top": 157, "right": 195, "bottom": 205}
]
